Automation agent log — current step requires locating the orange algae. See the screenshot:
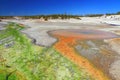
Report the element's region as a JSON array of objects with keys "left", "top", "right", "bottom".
[{"left": 54, "top": 35, "right": 109, "bottom": 80}]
